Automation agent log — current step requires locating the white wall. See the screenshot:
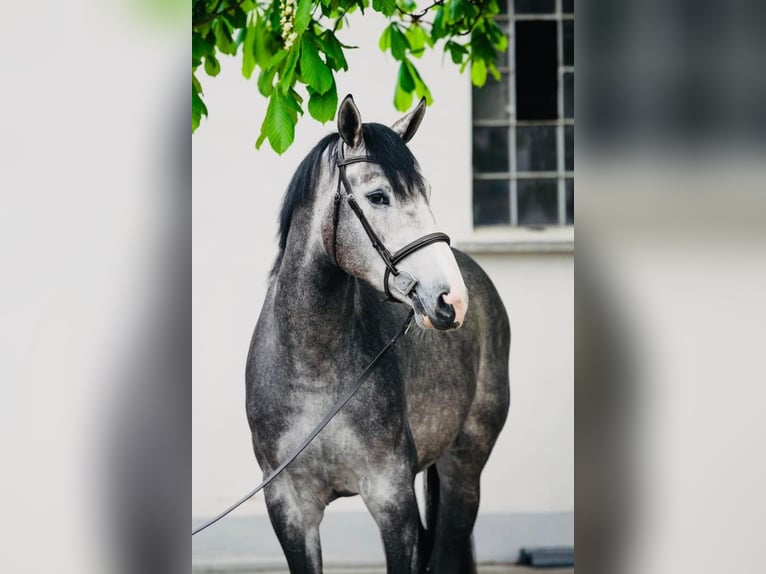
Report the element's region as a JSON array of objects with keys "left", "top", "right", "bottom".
[{"left": 192, "top": 12, "right": 572, "bottom": 520}]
